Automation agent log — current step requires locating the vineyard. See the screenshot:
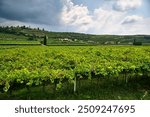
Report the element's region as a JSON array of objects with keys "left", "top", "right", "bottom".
[{"left": 0, "top": 46, "right": 150, "bottom": 99}]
